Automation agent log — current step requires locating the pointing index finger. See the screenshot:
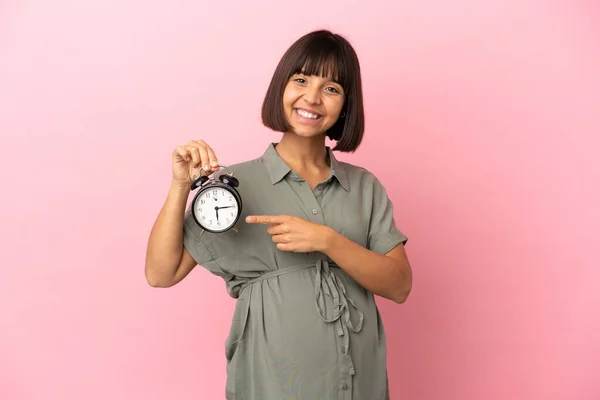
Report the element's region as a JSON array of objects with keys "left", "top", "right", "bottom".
[{"left": 245, "top": 215, "right": 286, "bottom": 224}]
